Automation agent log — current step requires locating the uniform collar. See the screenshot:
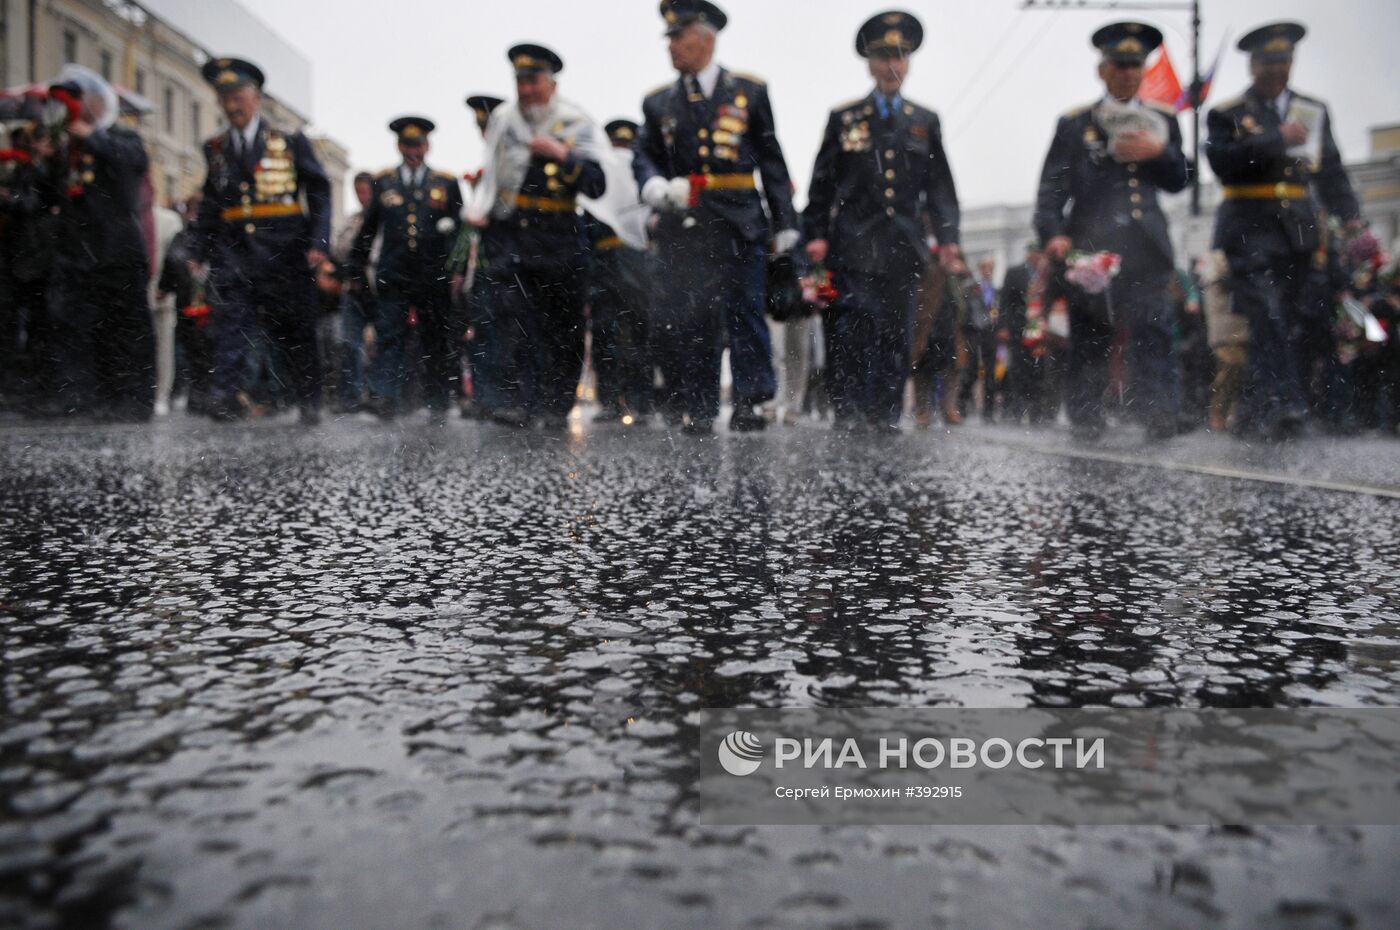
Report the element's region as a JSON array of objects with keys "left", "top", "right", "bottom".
[
  {"left": 400, "top": 163, "right": 427, "bottom": 187},
  {"left": 686, "top": 60, "right": 721, "bottom": 99}
]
